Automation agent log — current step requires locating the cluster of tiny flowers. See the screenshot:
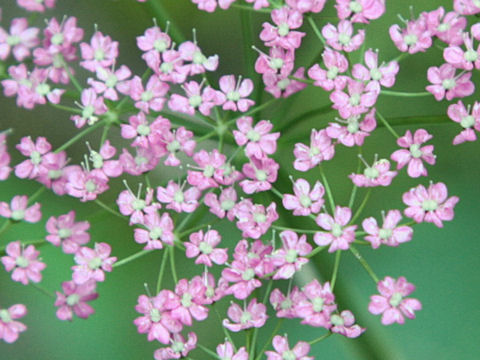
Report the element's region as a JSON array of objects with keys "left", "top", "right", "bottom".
[{"left": 0, "top": 0, "right": 472, "bottom": 358}]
